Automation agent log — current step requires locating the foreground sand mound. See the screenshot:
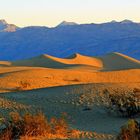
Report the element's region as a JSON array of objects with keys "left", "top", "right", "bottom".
[
  {"left": 100, "top": 52, "right": 140, "bottom": 71},
  {"left": 12, "top": 53, "right": 103, "bottom": 69},
  {"left": 0, "top": 61, "right": 11, "bottom": 67}
]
